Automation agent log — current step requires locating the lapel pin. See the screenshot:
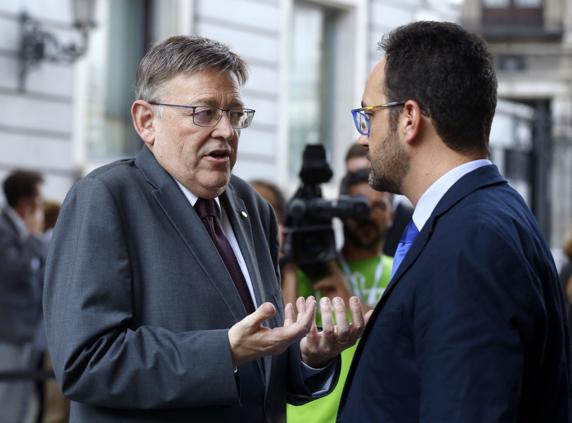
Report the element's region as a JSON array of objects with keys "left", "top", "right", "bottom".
[{"left": 241, "top": 210, "right": 248, "bottom": 218}]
